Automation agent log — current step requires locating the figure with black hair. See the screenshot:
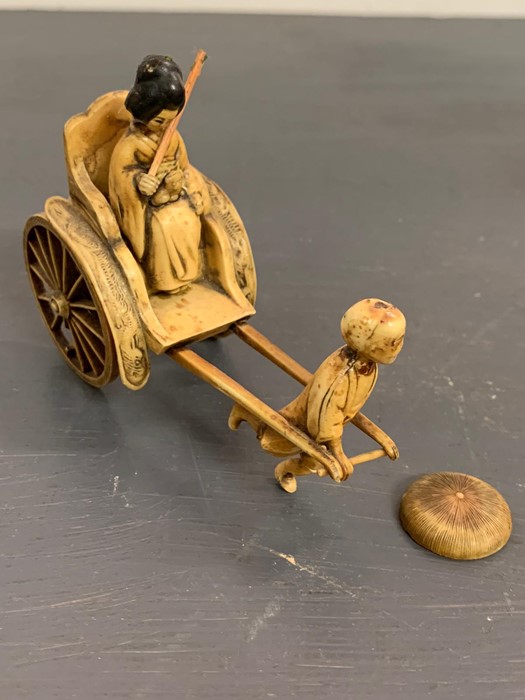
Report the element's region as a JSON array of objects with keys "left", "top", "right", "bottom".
[{"left": 109, "top": 55, "right": 210, "bottom": 293}]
